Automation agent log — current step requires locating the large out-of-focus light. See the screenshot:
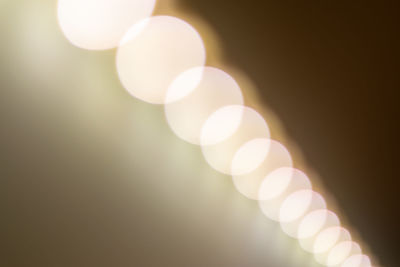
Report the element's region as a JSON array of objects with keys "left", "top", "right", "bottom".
[
  {"left": 325, "top": 241, "right": 361, "bottom": 266},
  {"left": 164, "top": 67, "right": 243, "bottom": 144},
  {"left": 341, "top": 254, "right": 371, "bottom": 267},
  {"left": 298, "top": 210, "right": 340, "bottom": 239},
  {"left": 116, "top": 16, "right": 206, "bottom": 104},
  {"left": 57, "top": 0, "right": 156, "bottom": 50},
  {"left": 280, "top": 190, "right": 325, "bottom": 223},
  {"left": 280, "top": 191, "right": 327, "bottom": 237},
  {"left": 56, "top": 3, "right": 377, "bottom": 265},
  {"left": 201, "top": 106, "right": 270, "bottom": 175},
  {"left": 232, "top": 140, "right": 292, "bottom": 200},
  {"left": 230, "top": 138, "right": 270, "bottom": 176},
  {"left": 313, "top": 227, "right": 351, "bottom": 255},
  {"left": 298, "top": 210, "right": 340, "bottom": 252},
  {"left": 258, "top": 168, "right": 312, "bottom": 221}
]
